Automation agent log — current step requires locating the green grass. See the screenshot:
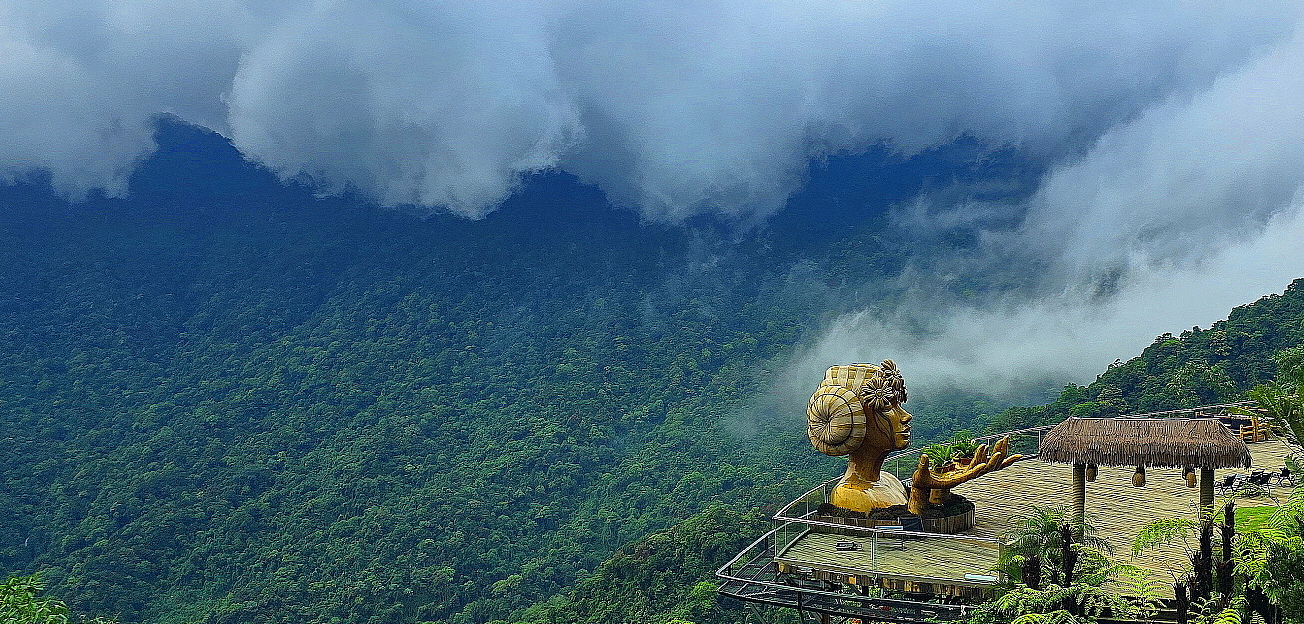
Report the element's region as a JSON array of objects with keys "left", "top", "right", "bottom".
[{"left": 1236, "top": 505, "right": 1279, "bottom": 533}]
